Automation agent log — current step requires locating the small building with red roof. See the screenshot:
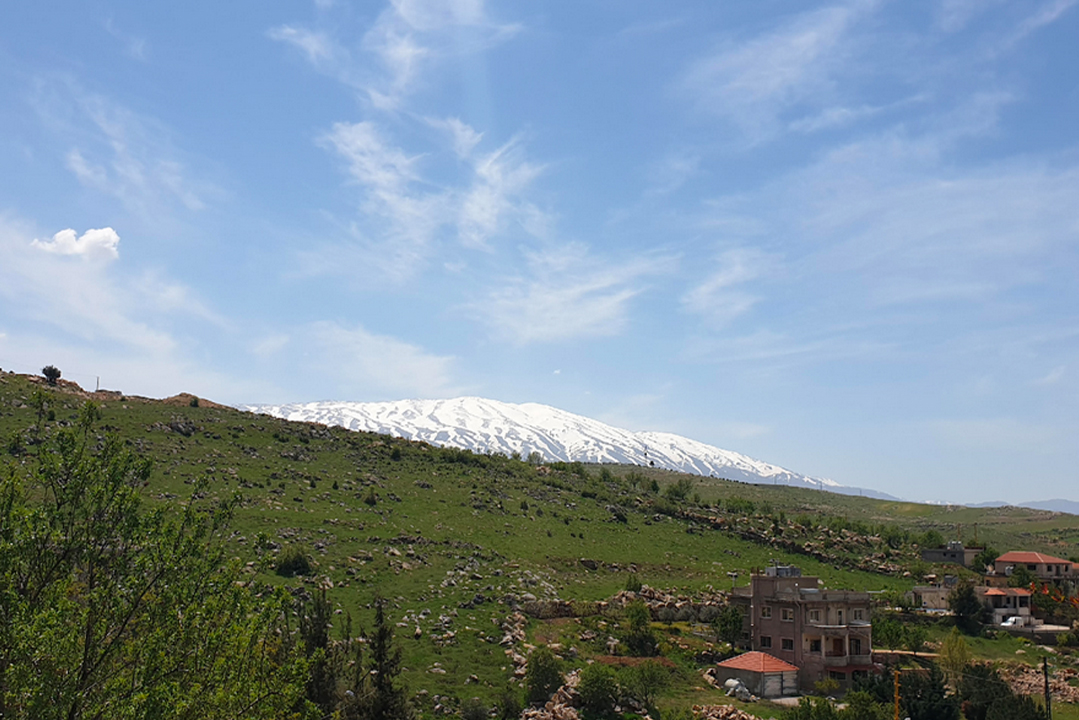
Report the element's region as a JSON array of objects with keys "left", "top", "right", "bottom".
[{"left": 714, "top": 651, "right": 799, "bottom": 698}]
